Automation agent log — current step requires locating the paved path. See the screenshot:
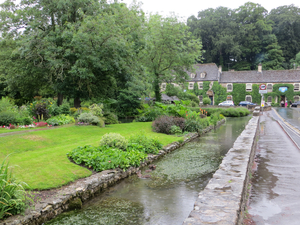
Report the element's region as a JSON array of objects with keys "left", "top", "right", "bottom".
[{"left": 248, "top": 110, "right": 300, "bottom": 224}]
